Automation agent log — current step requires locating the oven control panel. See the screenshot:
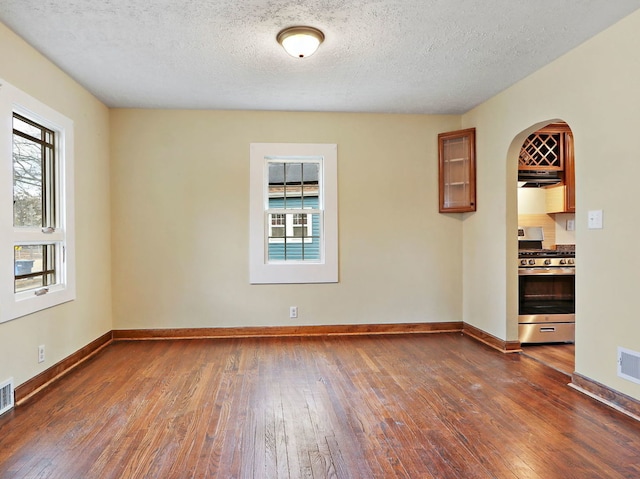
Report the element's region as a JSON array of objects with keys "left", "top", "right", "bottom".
[{"left": 519, "top": 257, "right": 575, "bottom": 267}]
